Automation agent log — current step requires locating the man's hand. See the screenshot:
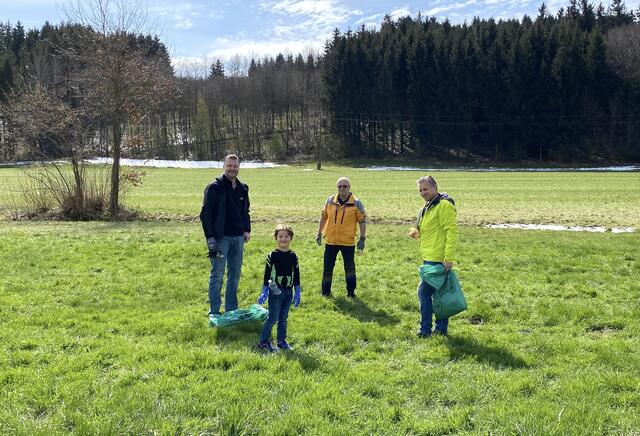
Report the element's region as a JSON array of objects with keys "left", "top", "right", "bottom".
[
  {"left": 444, "top": 261, "right": 453, "bottom": 272},
  {"left": 408, "top": 228, "right": 420, "bottom": 239},
  {"left": 315, "top": 233, "right": 322, "bottom": 246},
  {"left": 207, "top": 237, "right": 222, "bottom": 258},
  {"left": 293, "top": 285, "right": 301, "bottom": 308},
  {"left": 356, "top": 236, "right": 366, "bottom": 253},
  {"left": 258, "top": 285, "right": 269, "bottom": 304},
  {"left": 243, "top": 232, "right": 251, "bottom": 242}
]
